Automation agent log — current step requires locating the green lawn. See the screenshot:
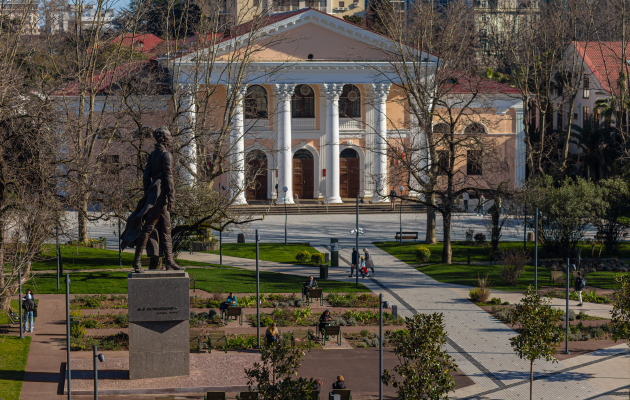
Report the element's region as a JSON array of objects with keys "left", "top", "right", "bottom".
[
  {"left": 25, "top": 266, "right": 368, "bottom": 294},
  {"left": 0, "top": 335, "right": 31, "bottom": 400},
  {"left": 204, "top": 243, "right": 322, "bottom": 264},
  {"left": 31, "top": 245, "right": 212, "bottom": 271},
  {"left": 374, "top": 240, "right": 630, "bottom": 264},
  {"left": 376, "top": 241, "right": 628, "bottom": 291}
]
